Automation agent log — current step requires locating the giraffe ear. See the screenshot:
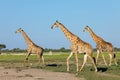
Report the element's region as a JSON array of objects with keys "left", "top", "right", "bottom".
[{"left": 19, "top": 28, "right": 23, "bottom": 31}]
